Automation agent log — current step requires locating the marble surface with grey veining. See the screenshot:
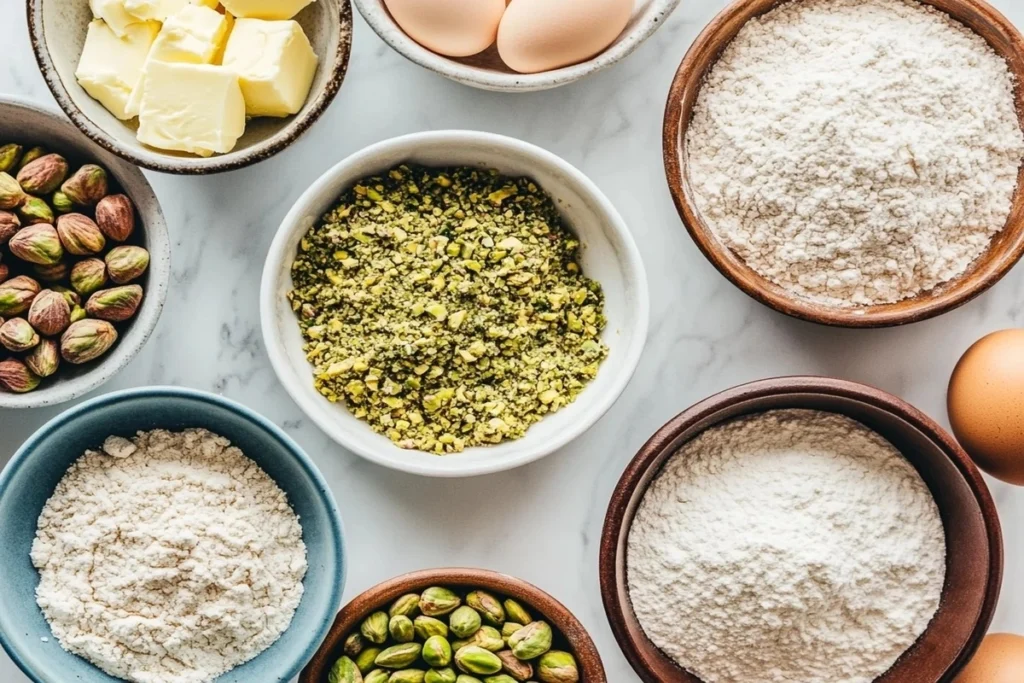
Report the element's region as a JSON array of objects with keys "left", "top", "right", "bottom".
[{"left": 2, "top": 0, "right": 1023, "bottom": 680}]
